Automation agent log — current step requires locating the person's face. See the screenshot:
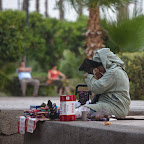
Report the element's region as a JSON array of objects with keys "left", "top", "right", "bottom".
[
  {"left": 52, "top": 65, "right": 57, "bottom": 70},
  {"left": 20, "top": 62, "right": 25, "bottom": 67}
]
